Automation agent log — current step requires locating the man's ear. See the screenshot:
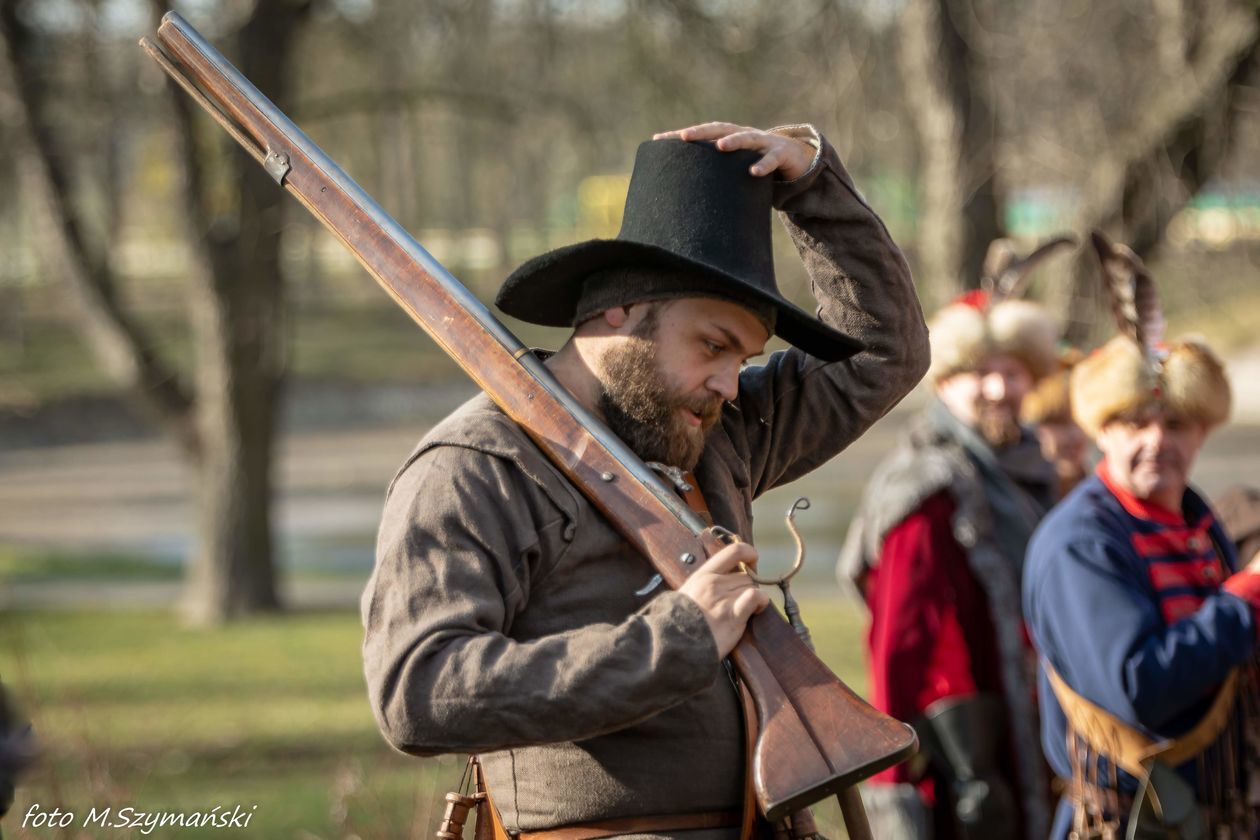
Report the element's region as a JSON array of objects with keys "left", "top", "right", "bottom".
[
  {"left": 602, "top": 306, "right": 630, "bottom": 330},
  {"left": 1094, "top": 423, "right": 1116, "bottom": 458}
]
